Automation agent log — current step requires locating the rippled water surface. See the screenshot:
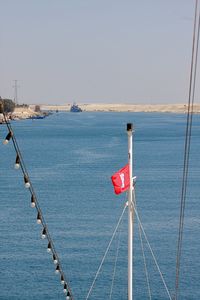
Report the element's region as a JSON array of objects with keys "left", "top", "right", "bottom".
[{"left": 0, "top": 112, "right": 199, "bottom": 299}]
